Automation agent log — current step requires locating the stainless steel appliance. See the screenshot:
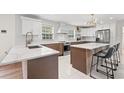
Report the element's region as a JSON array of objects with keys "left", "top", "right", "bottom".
[
  {"left": 64, "top": 42, "right": 70, "bottom": 51},
  {"left": 95, "top": 29, "right": 110, "bottom": 43}
]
